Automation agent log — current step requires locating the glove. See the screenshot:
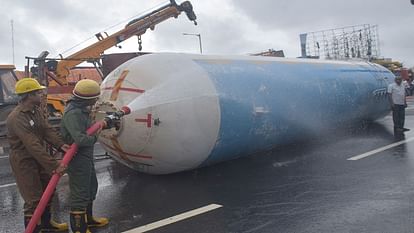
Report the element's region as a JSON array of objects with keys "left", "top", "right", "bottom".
[
  {"left": 53, "top": 164, "right": 67, "bottom": 176},
  {"left": 104, "top": 115, "right": 121, "bottom": 130},
  {"left": 103, "top": 116, "right": 115, "bottom": 129}
]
